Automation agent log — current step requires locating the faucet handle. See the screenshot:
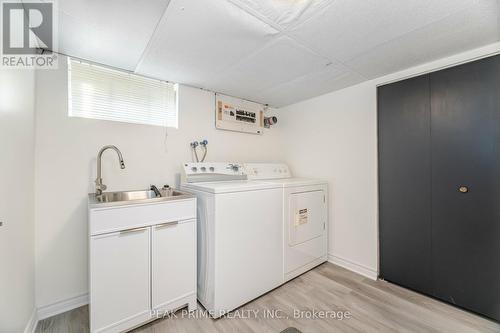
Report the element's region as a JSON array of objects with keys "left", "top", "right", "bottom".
[
  {"left": 95, "top": 178, "right": 107, "bottom": 195},
  {"left": 95, "top": 184, "right": 107, "bottom": 193}
]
